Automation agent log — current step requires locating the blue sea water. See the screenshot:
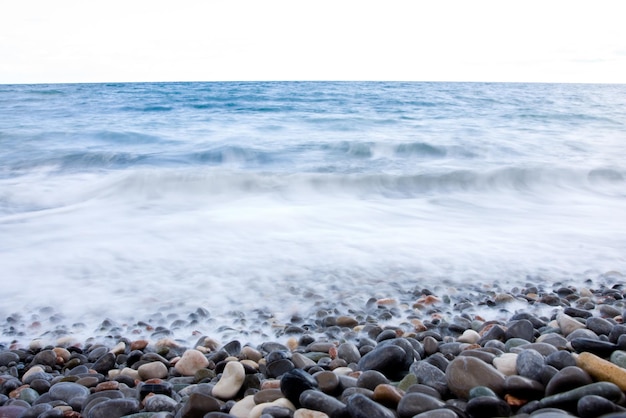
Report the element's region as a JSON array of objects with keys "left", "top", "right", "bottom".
[{"left": 1, "top": 81, "right": 625, "bottom": 344}]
